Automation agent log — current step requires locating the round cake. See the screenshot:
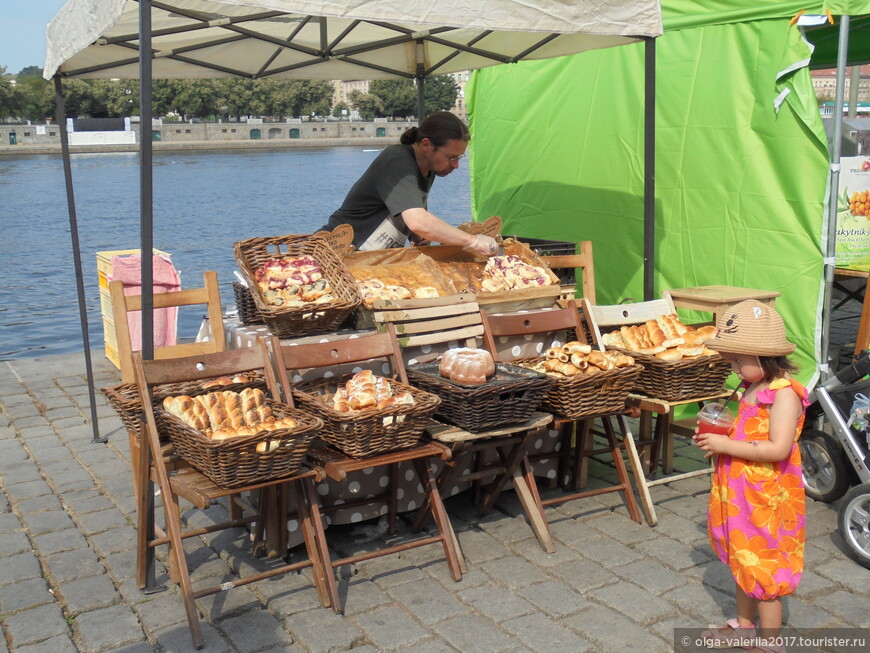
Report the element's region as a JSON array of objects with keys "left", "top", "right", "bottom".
[{"left": 438, "top": 348, "right": 495, "bottom": 386}]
